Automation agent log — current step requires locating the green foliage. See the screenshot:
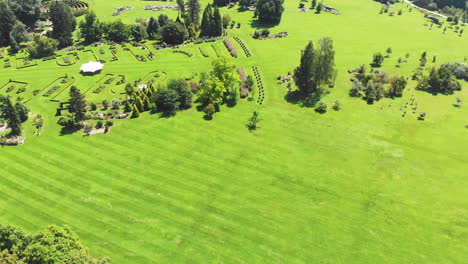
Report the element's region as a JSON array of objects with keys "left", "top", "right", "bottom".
[
  {"left": 420, "top": 51, "right": 427, "bottom": 67},
  {"left": 332, "top": 100, "right": 341, "bottom": 111},
  {"left": 0, "top": 224, "right": 109, "bottom": 264},
  {"left": 79, "top": 11, "right": 104, "bottom": 43},
  {"left": 0, "top": 95, "right": 22, "bottom": 136},
  {"left": 372, "top": 52, "right": 384, "bottom": 67},
  {"left": 161, "top": 20, "right": 188, "bottom": 45},
  {"left": 212, "top": 7, "right": 223, "bottom": 37},
  {"left": 7, "top": 0, "right": 41, "bottom": 26},
  {"left": 388, "top": 75, "right": 407, "bottom": 98},
  {"left": 14, "top": 101, "right": 28, "bottom": 123},
  {"left": 187, "top": 0, "right": 201, "bottom": 26},
  {"left": 131, "top": 23, "right": 149, "bottom": 41},
  {"left": 147, "top": 17, "right": 160, "bottom": 39},
  {"left": 68, "top": 86, "right": 87, "bottom": 122},
  {"left": 0, "top": 1, "right": 17, "bottom": 47},
  {"left": 203, "top": 103, "right": 215, "bottom": 118},
  {"left": 105, "top": 20, "right": 130, "bottom": 42},
  {"left": 26, "top": 36, "right": 58, "bottom": 59},
  {"left": 256, "top": 0, "right": 284, "bottom": 24},
  {"left": 50, "top": 1, "right": 77, "bottom": 47},
  {"left": 364, "top": 80, "right": 385, "bottom": 104},
  {"left": 131, "top": 104, "right": 140, "bottom": 118},
  {"left": 417, "top": 66, "right": 462, "bottom": 94},
  {"left": 294, "top": 38, "right": 336, "bottom": 96},
  {"left": 200, "top": 4, "right": 214, "bottom": 37},
  {"left": 152, "top": 79, "right": 193, "bottom": 113},
  {"left": 246, "top": 111, "right": 261, "bottom": 130},
  {"left": 315, "top": 101, "right": 327, "bottom": 113},
  {"left": 158, "top": 14, "right": 169, "bottom": 27},
  {"left": 222, "top": 14, "right": 232, "bottom": 29}
]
